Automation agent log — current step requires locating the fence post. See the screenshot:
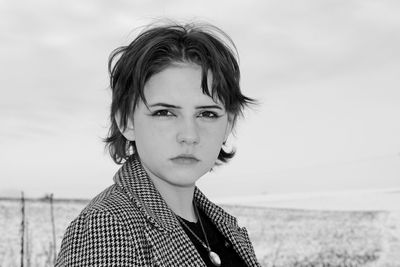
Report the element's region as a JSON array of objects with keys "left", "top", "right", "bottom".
[
  {"left": 49, "top": 193, "right": 57, "bottom": 264},
  {"left": 20, "top": 191, "right": 25, "bottom": 267}
]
